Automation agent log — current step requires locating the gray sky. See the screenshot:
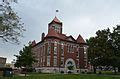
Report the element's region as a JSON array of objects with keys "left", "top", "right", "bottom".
[{"left": 0, "top": 0, "right": 120, "bottom": 63}]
